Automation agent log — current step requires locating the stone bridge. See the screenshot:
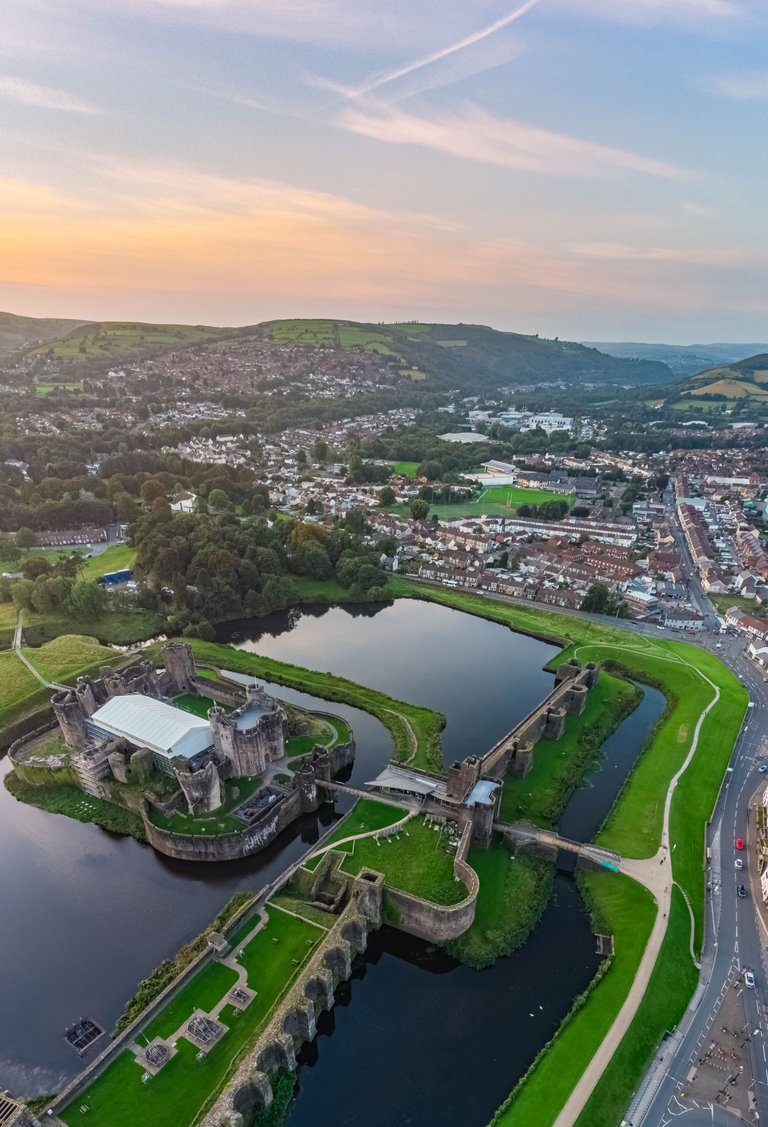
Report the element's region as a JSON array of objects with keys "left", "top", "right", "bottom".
[
  {"left": 480, "top": 659, "right": 600, "bottom": 779},
  {"left": 494, "top": 820, "right": 622, "bottom": 871}
]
